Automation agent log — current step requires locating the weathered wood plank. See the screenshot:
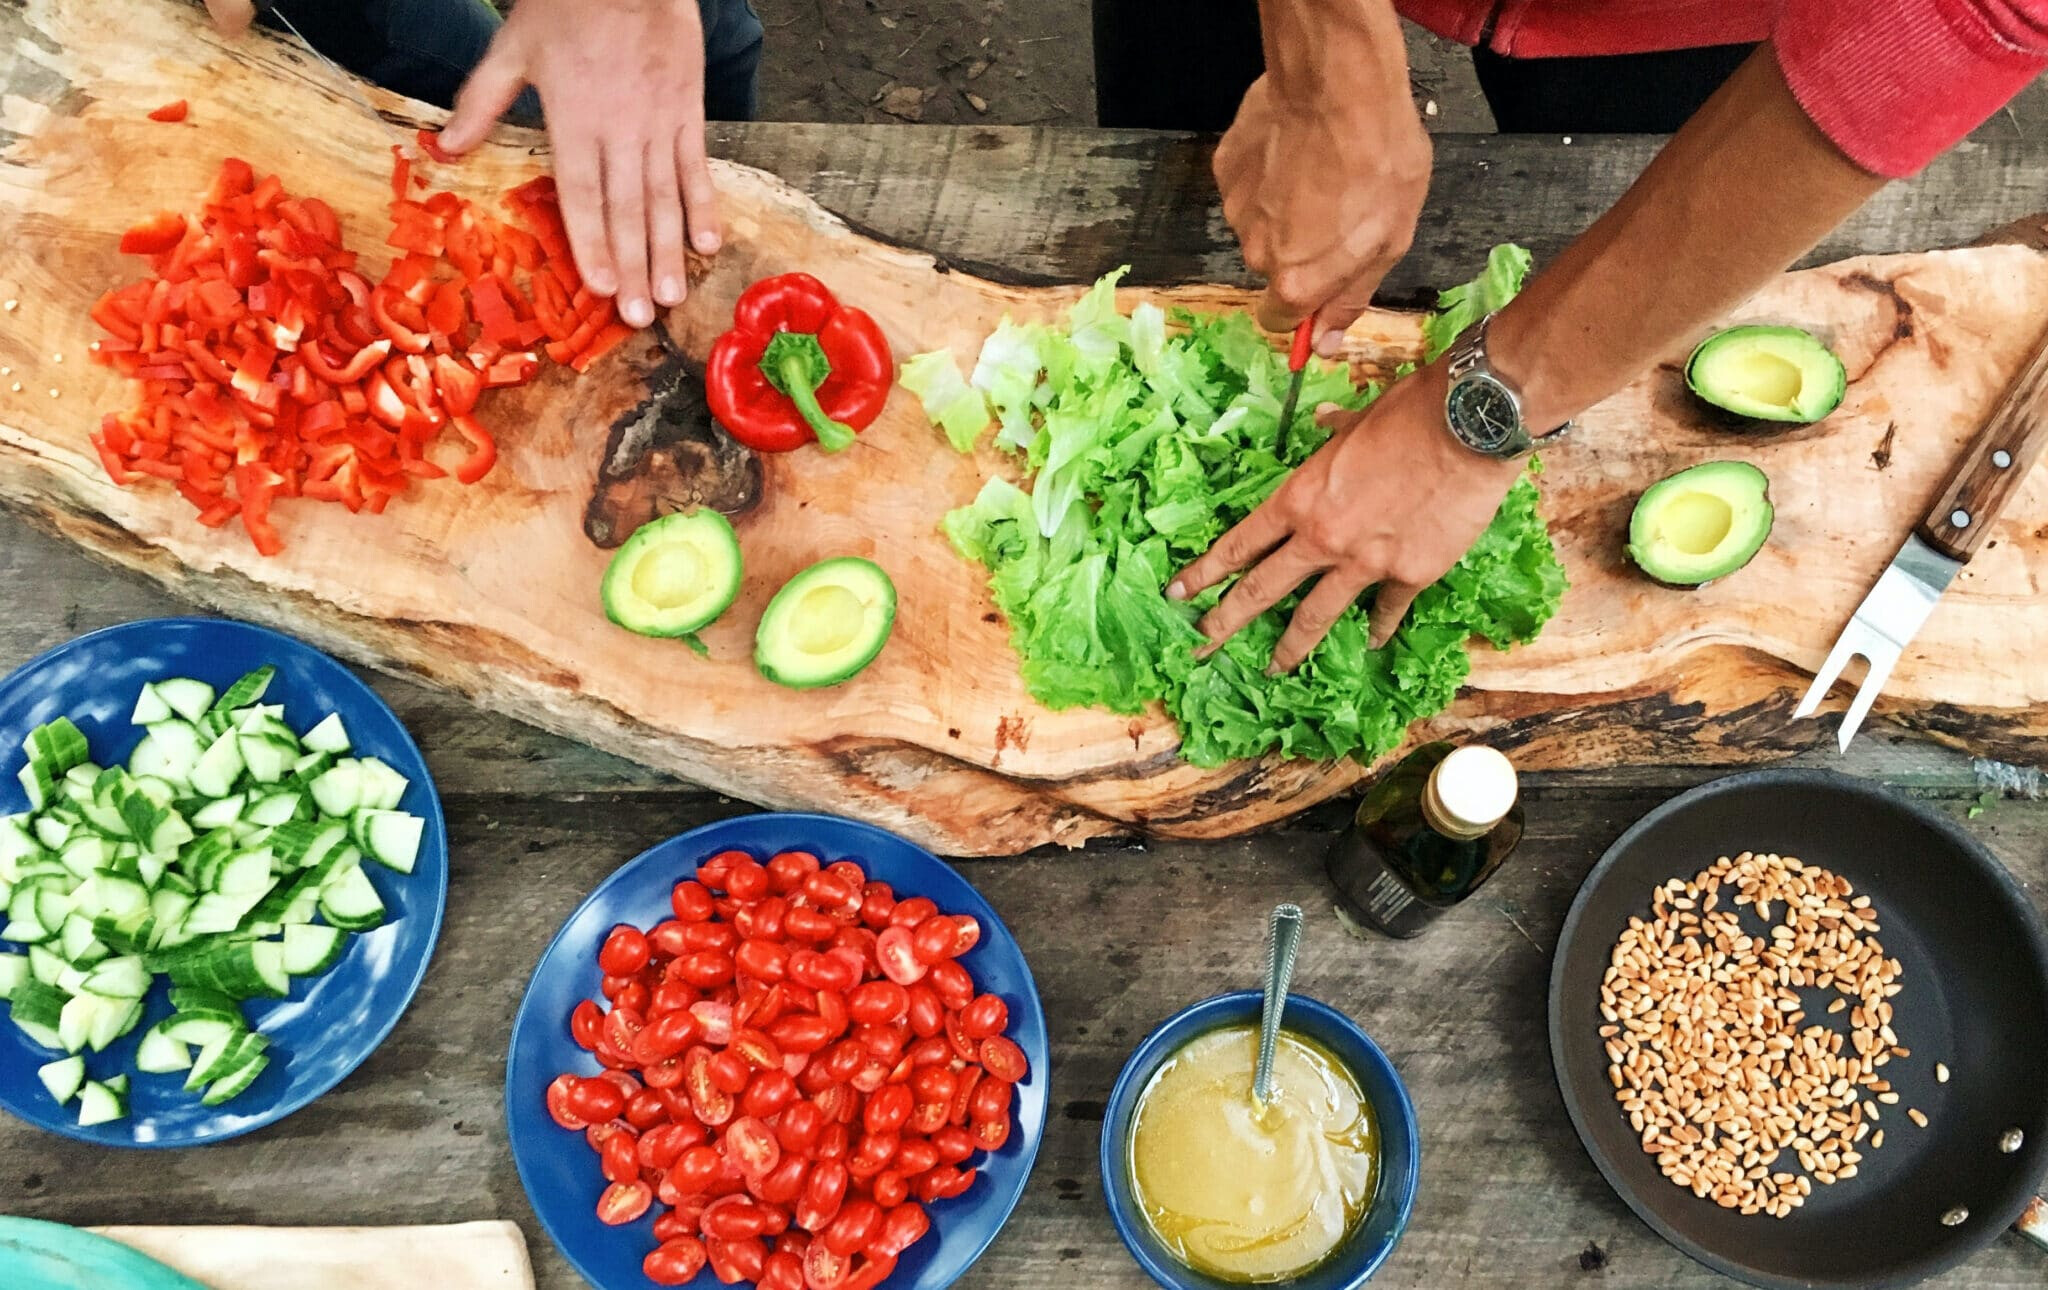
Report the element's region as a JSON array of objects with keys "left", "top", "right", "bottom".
[
  {"left": 1, "top": 790, "right": 2041, "bottom": 1287},
  {"left": 705, "top": 124, "right": 2048, "bottom": 302}
]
